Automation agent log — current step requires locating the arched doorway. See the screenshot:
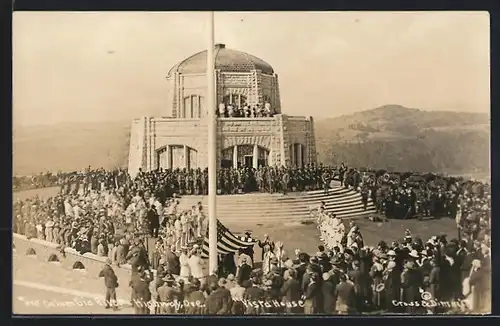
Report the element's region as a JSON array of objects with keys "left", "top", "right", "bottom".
[
  {"left": 221, "top": 145, "right": 269, "bottom": 169},
  {"left": 289, "top": 143, "right": 305, "bottom": 168},
  {"left": 157, "top": 145, "right": 198, "bottom": 169}
]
